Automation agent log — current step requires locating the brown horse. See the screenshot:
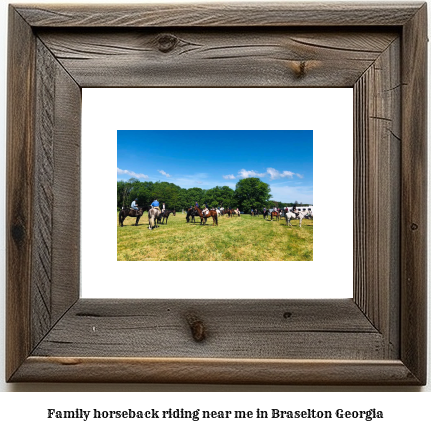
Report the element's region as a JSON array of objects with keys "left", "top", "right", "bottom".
[
  {"left": 195, "top": 207, "right": 218, "bottom": 226},
  {"left": 271, "top": 211, "right": 280, "bottom": 221},
  {"left": 119, "top": 207, "right": 144, "bottom": 227}
]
